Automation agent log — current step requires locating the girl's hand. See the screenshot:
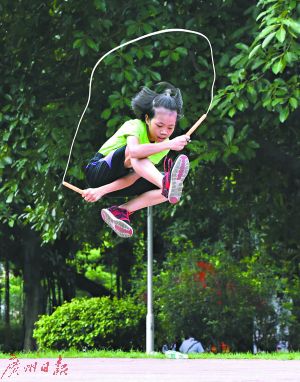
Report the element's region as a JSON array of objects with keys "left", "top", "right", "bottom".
[
  {"left": 169, "top": 135, "right": 191, "bottom": 151},
  {"left": 82, "top": 188, "right": 103, "bottom": 202}
]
